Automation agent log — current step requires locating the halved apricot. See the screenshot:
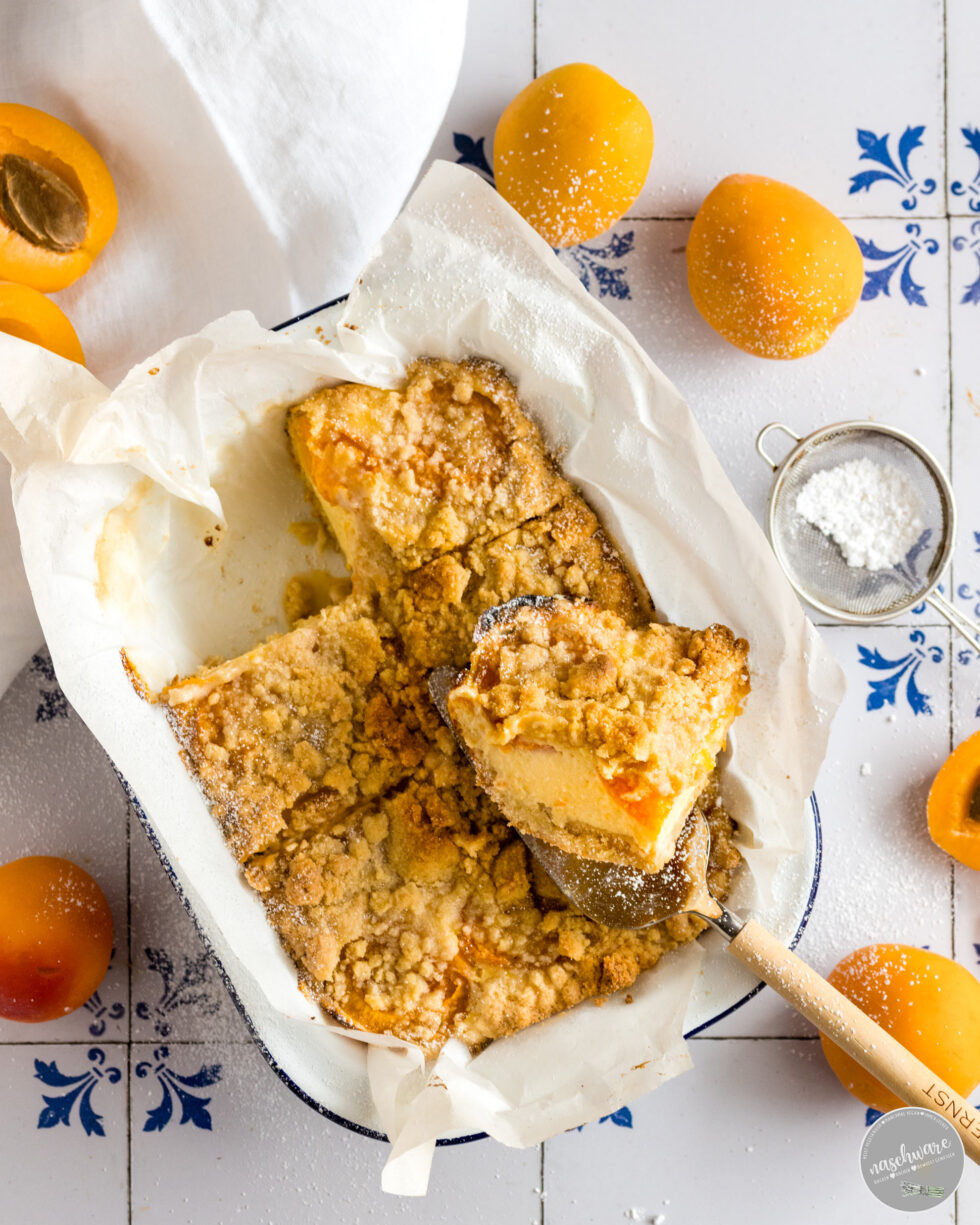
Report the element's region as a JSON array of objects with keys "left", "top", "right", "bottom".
[
  {"left": 494, "top": 63, "right": 653, "bottom": 248},
  {"left": 820, "top": 944, "right": 980, "bottom": 1112},
  {"left": 928, "top": 729, "right": 980, "bottom": 870},
  {"left": 0, "top": 281, "right": 84, "bottom": 364},
  {"left": 686, "top": 174, "right": 863, "bottom": 359},
  {"left": 0, "top": 103, "right": 117, "bottom": 292},
  {"left": 0, "top": 856, "right": 114, "bottom": 1022}
]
